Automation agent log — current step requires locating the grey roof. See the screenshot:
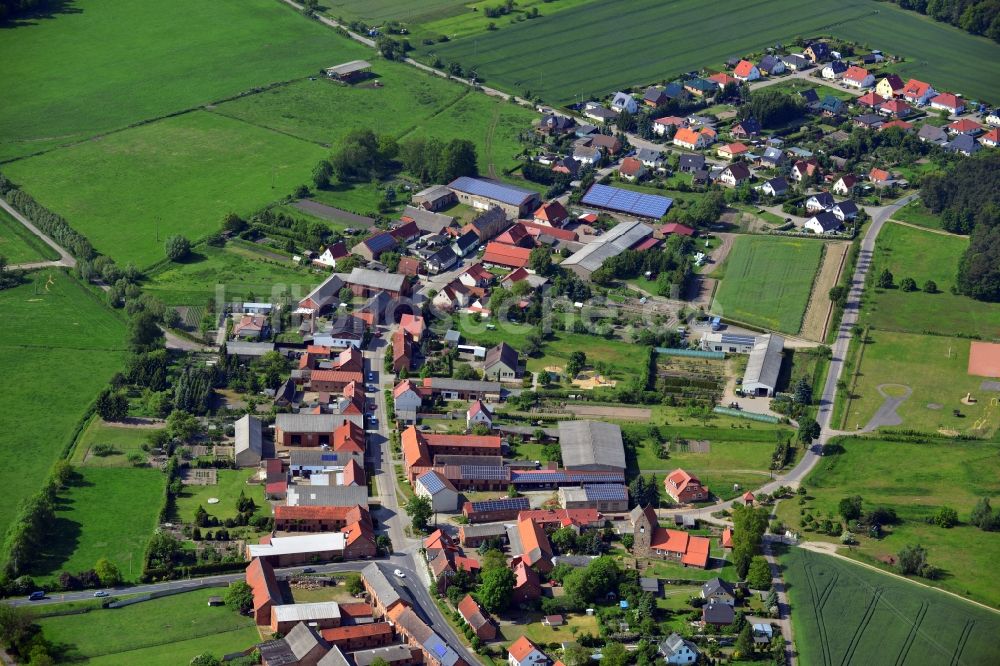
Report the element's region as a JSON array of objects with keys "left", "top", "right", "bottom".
[
  {"left": 833, "top": 200, "right": 858, "bottom": 215},
  {"left": 346, "top": 267, "right": 405, "bottom": 292},
  {"left": 918, "top": 123, "right": 948, "bottom": 143},
  {"left": 680, "top": 154, "right": 705, "bottom": 169},
  {"left": 453, "top": 230, "right": 481, "bottom": 252},
  {"left": 226, "top": 341, "right": 275, "bottom": 357},
  {"left": 561, "top": 220, "right": 654, "bottom": 274},
  {"left": 289, "top": 449, "right": 350, "bottom": 467},
  {"left": 640, "top": 577, "right": 659, "bottom": 593},
  {"left": 808, "top": 211, "right": 842, "bottom": 233},
  {"left": 635, "top": 147, "right": 665, "bottom": 165},
  {"left": 701, "top": 577, "right": 735, "bottom": 598},
  {"left": 660, "top": 633, "right": 699, "bottom": 659},
  {"left": 287, "top": 622, "right": 329, "bottom": 659},
  {"left": 325, "top": 60, "right": 371, "bottom": 76},
  {"left": 403, "top": 205, "right": 455, "bottom": 233},
  {"left": 743, "top": 334, "right": 784, "bottom": 392},
  {"left": 428, "top": 378, "right": 501, "bottom": 393},
  {"left": 276, "top": 413, "right": 346, "bottom": 433},
  {"left": 461, "top": 522, "right": 508, "bottom": 539},
  {"left": 258, "top": 639, "right": 298, "bottom": 666},
  {"left": 428, "top": 246, "right": 459, "bottom": 269},
  {"left": 782, "top": 54, "right": 810, "bottom": 68},
  {"left": 352, "top": 645, "right": 415, "bottom": 666},
  {"left": 947, "top": 133, "right": 980, "bottom": 154},
  {"left": 286, "top": 484, "right": 369, "bottom": 507},
  {"left": 758, "top": 55, "right": 781, "bottom": 71},
  {"left": 763, "top": 177, "right": 788, "bottom": 194},
  {"left": 558, "top": 420, "right": 626, "bottom": 470},
  {"left": 317, "top": 645, "right": 351, "bottom": 666},
  {"left": 362, "top": 562, "right": 401, "bottom": 610},
  {"left": 393, "top": 606, "right": 461, "bottom": 666},
  {"left": 300, "top": 274, "right": 344, "bottom": 309},
  {"left": 234, "top": 415, "right": 262, "bottom": 457},
  {"left": 448, "top": 176, "right": 537, "bottom": 207},
  {"left": 808, "top": 192, "right": 835, "bottom": 208},
  {"left": 444, "top": 329, "right": 461, "bottom": 343},
  {"left": 703, "top": 601, "right": 735, "bottom": 624},
  {"left": 484, "top": 342, "right": 518, "bottom": 371}
]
